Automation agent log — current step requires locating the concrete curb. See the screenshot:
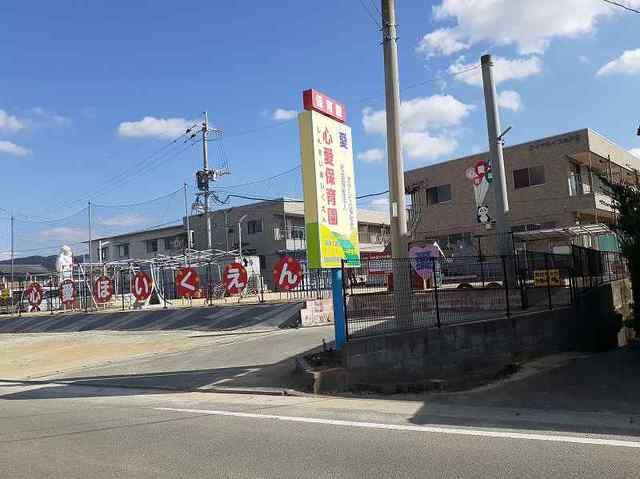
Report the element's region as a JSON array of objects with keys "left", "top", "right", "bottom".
[
  {"left": 294, "top": 356, "right": 350, "bottom": 394},
  {"left": 0, "top": 378, "right": 311, "bottom": 398}
]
